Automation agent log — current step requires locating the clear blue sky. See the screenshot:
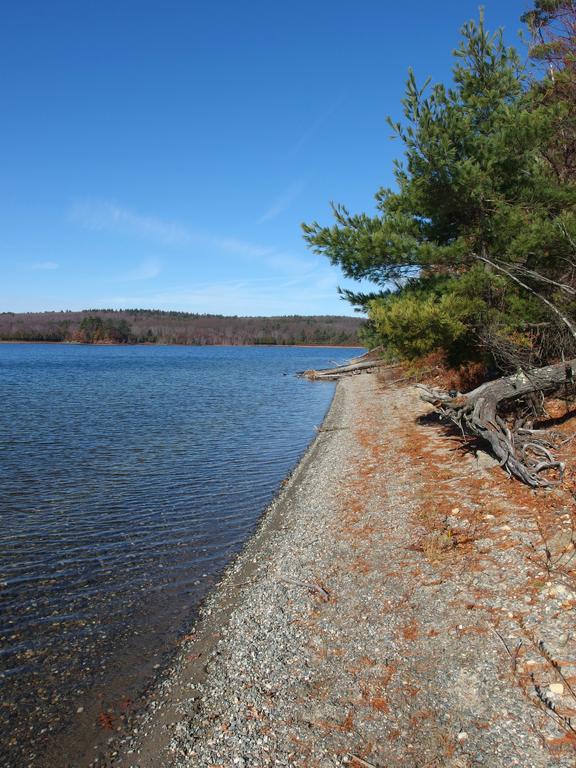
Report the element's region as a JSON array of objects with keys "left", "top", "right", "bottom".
[{"left": 1, "top": 0, "right": 533, "bottom": 316}]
